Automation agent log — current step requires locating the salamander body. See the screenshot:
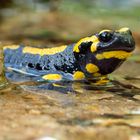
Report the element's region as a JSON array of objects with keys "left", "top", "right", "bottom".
[{"left": 3, "top": 27, "right": 135, "bottom": 84}]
